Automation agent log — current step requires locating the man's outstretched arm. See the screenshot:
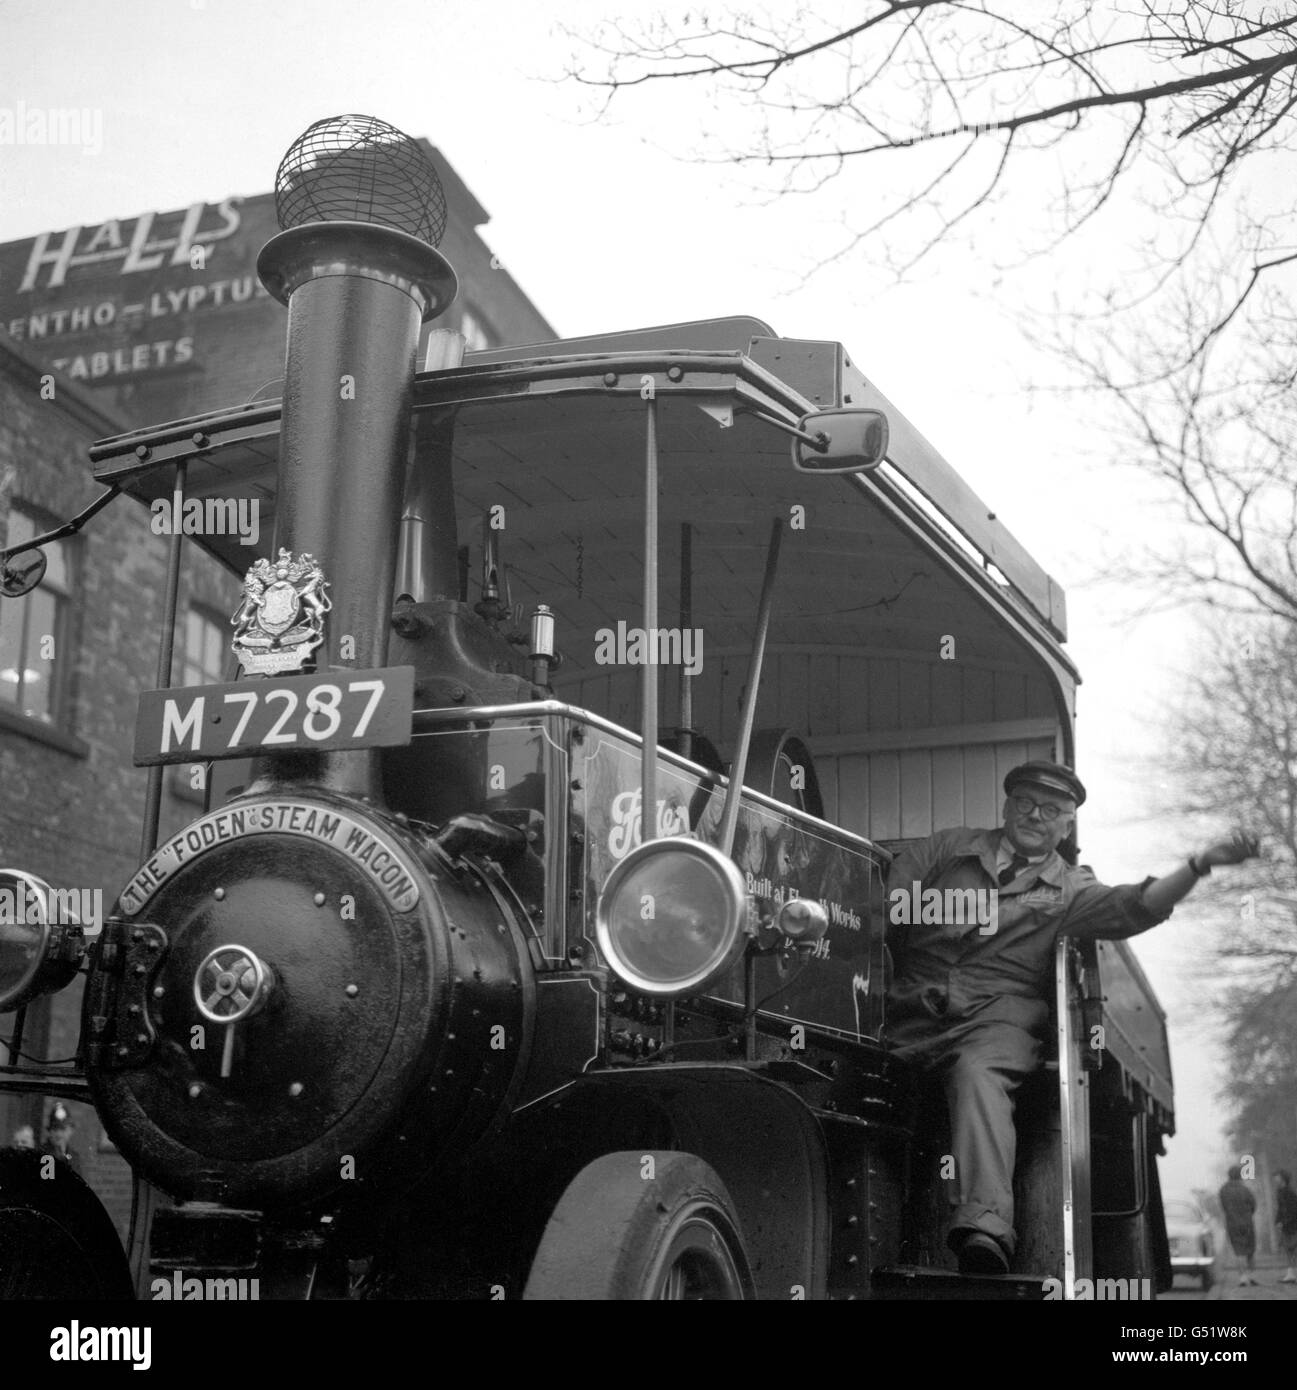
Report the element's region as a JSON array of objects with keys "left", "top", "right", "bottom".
[{"left": 1140, "top": 829, "right": 1260, "bottom": 917}]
